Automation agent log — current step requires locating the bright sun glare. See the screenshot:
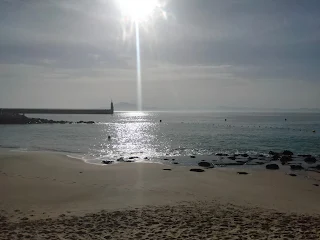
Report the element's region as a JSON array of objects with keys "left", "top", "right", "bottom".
[{"left": 117, "top": 0, "right": 159, "bottom": 22}]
